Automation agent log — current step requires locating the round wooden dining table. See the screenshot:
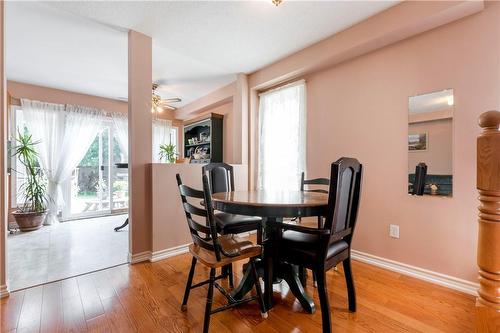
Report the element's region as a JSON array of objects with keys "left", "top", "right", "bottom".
[{"left": 212, "top": 190, "right": 328, "bottom": 313}]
